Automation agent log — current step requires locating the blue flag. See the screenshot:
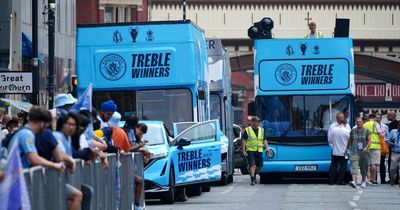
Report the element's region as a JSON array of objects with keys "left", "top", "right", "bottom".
[
  {"left": 70, "top": 84, "right": 94, "bottom": 144},
  {"left": 71, "top": 83, "right": 92, "bottom": 112},
  {"left": 0, "top": 138, "right": 31, "bottom": 210}
]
